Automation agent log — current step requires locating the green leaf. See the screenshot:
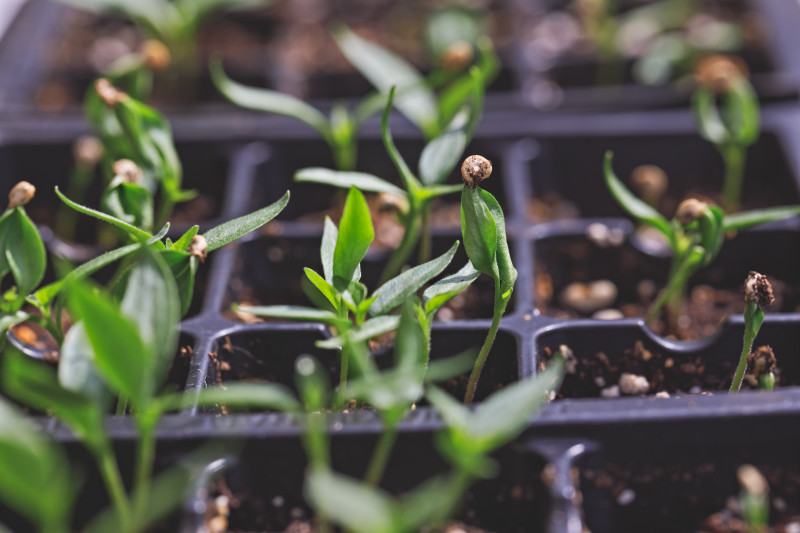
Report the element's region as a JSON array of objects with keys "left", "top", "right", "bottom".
[
  {"left": 68, "top": 282, "right": 151, "bottom": 408},
  {"left": 160, "top": 249, "right": 196, "bottom": 317},
  {"left": 394, "top": 298, "right": 428, "bottom": 373},
  {"left": 170, "top": 225, "right": 199, "bottom": 251},
  {"left": 305, "top": 468, "right": 395, "bottom": 533},
  {"left": 0, "top": 311, "right": 29, "bottom": 335},
  {"left": 381, "top": 87, "right": 422, "bottom": 193},
  {"left": 315, "top": 315, "right": 399, "bottom": 350},
  {"left": 101, "top": 181, "right": 154, "bottom": 231},
  {"left": 236, "top": 304, "right": 348, "bottom": 326},
  {"left": 478, "top": 187, "right": 517, "bottom": 296},
  {"left": 417, "top": 183, "right": 464, "bottom": 200},
  {"left": 59, "top": 322, "right": 111, "bottom": 408},
  {"left": 119, "top": 250, "right": 180, "bottom": 387},
  {"left": 425, "top": 385, "right": 469, "bottom": 431},
  {"left": 321, "top": 216, "right": 337, "bottom": 284},
  {"left": 333, "top": 25, "right": 439, "bottom": 139},
  {"left": 204, "top": 190, "right": 290, "bottom": 252},
  {"left": 692, "top": 88, "right": 729, "bottom": 145},
  {"left": 333, "top": 187, "right": 374, "bottom": 290},
  {"left": 55, "top": 186, "right": 153, "bottom": 241},
  {"left": 725, "top": 79, "right": 760, "bottom": 146},
  {"left": 418, "top": 125, "right": 468, "bottom": 186},
  {"left": 369, "top": 241, "right": 460, "bottom": 316},
  {"left": 303, "top": 267, "right": 340, "bottom": 310},
  {"left": 0, "top": 207, "right": 46, "bottom": 301},
  {"left": 603, "top": 152, "right": 675, "bottom": 246},
  {"left": 697, "top": 205, "right": 725, "bottom": 265},
  {"left": 723, "top": 205, "right": 800, "bottom": 231},
  {"left": 210, "top": 57, "right": 331, "bottom": 140},
  {"left": 162, "top": 382, "right": 300, "bottom": 414},
  {"left": 423, "top": 261, "right": 480, "bottom": 314},
  {"left": 294, "top": 168, "right": 407, "bottom": 197},
  {"left": 0, "top": 397, "right": 72, "bottom": 532},
  {"left": 460, "top": 186, "right": 497, "bottom": 278}
]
